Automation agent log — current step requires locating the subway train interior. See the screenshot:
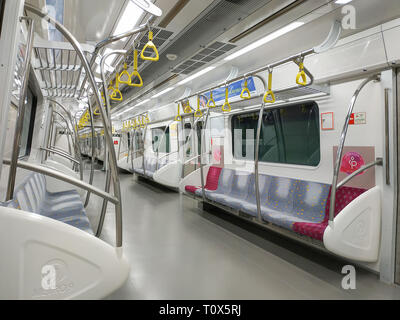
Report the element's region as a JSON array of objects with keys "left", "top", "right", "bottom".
[{"left": 1, "top": 0, "right": 400, "bottom": 302}]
